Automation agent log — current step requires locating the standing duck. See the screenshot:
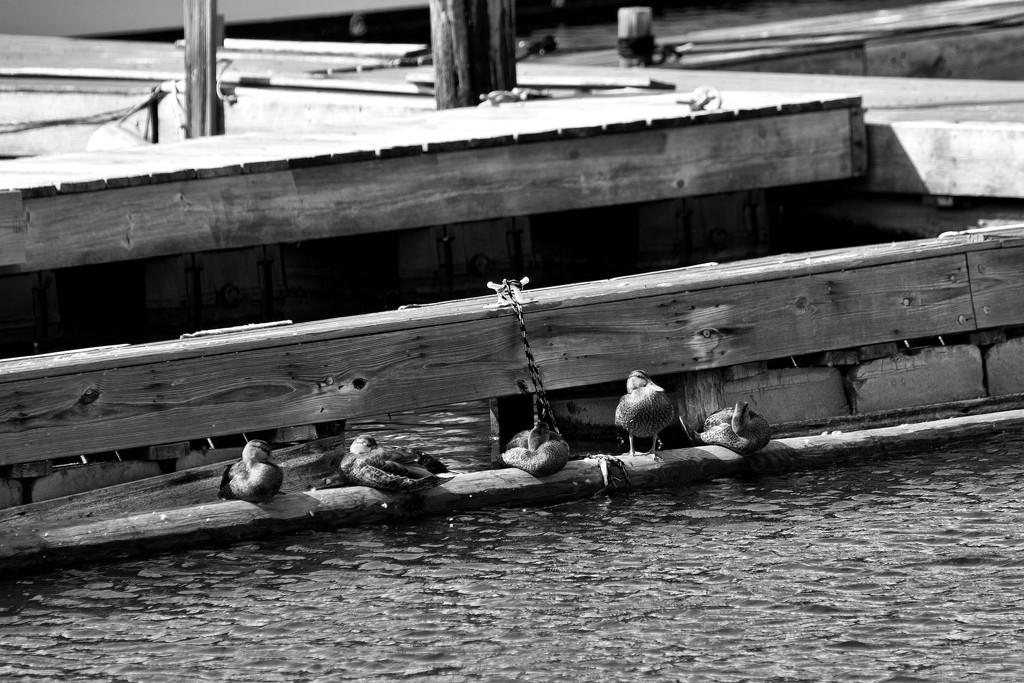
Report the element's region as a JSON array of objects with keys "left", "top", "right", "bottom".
[
  {"left": 499, "top": 421, "right": 570, "bottom": 477},
  {"left": 615, "top": 370, "right": 675, "bottom": 456},
  {"left": 694, "top": 401, "right": 772, "bottom": 455},
  {"left": 219, "top": 439, "right": 284, "bottom": 503},
  {"left": 339, "top": 434, "right": 449, "bottom": 493}
]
